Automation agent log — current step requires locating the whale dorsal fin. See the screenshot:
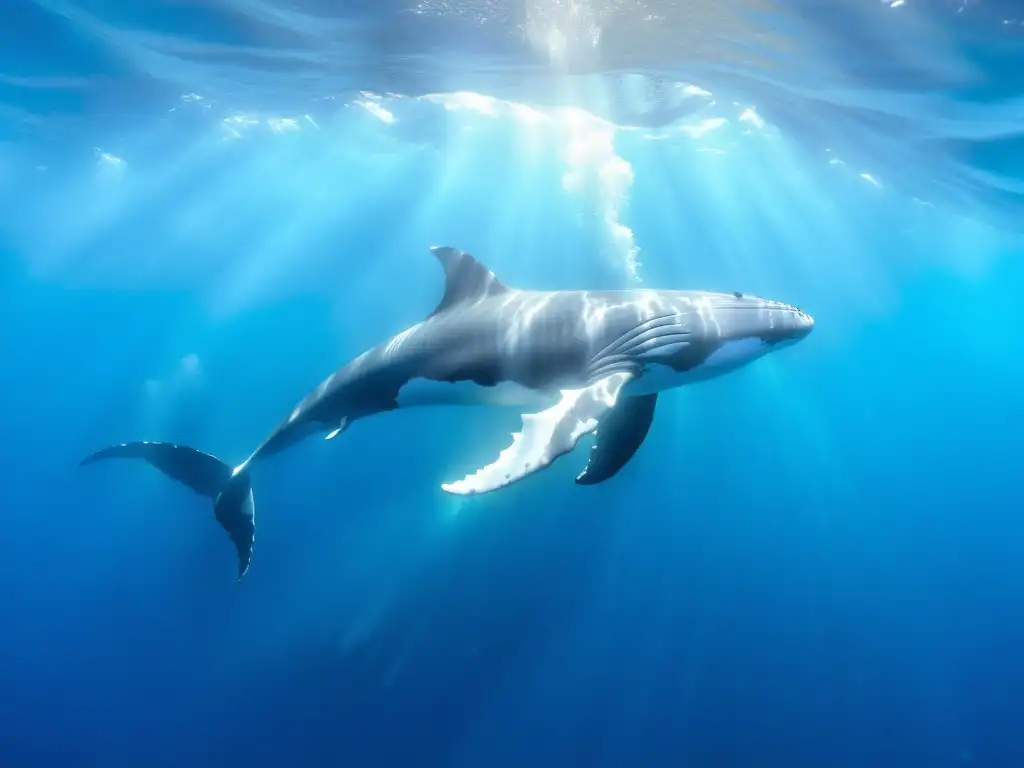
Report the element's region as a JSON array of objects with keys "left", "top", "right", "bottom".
[{"left": 429, "top": 246, "right": 510, "bottom": 317}]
